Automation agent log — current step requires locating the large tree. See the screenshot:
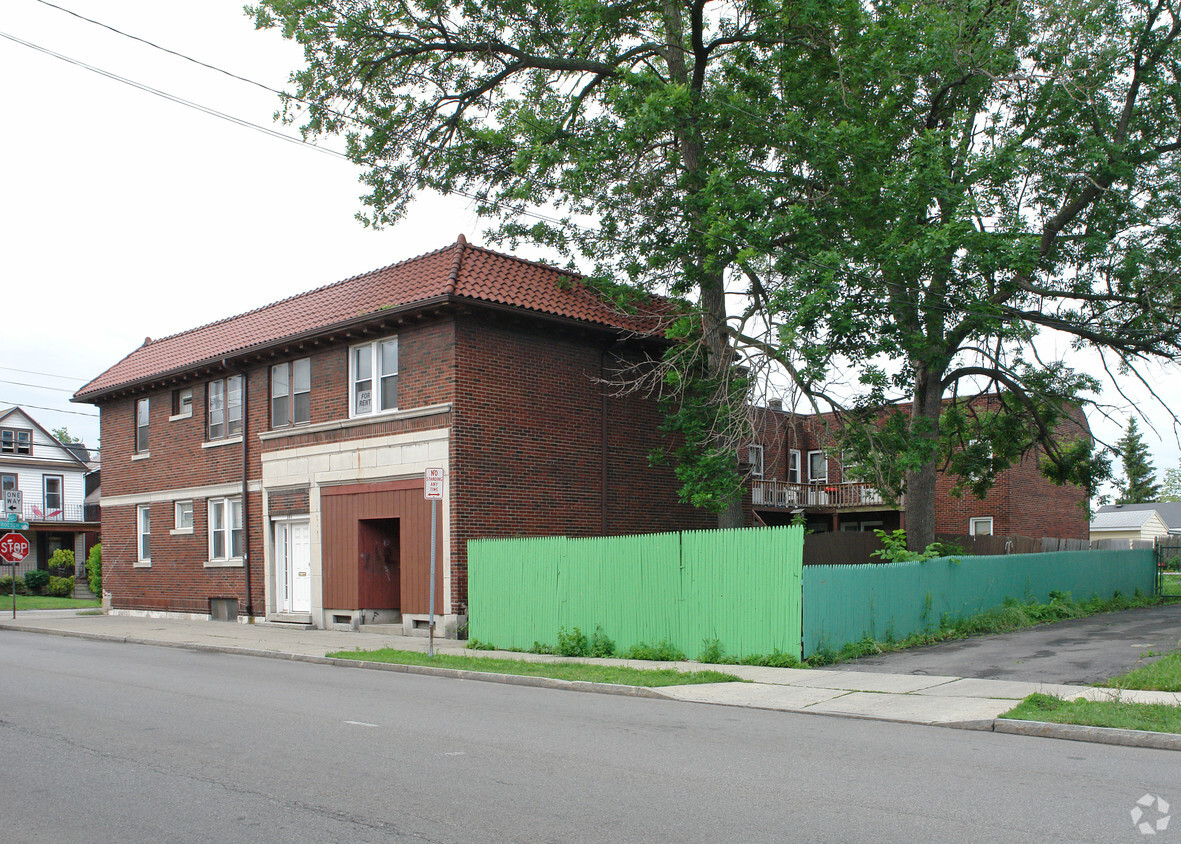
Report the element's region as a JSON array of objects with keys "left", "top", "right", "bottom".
[
  {"left": 252, "top": 0, "right": 1181, "bottom": 544},
  {"left": 1115, "top": 418, "right": 1161, "bottom": 503}
]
